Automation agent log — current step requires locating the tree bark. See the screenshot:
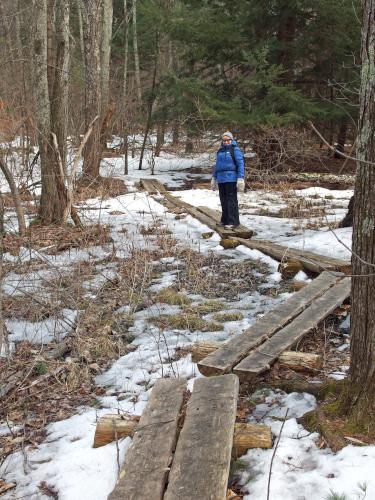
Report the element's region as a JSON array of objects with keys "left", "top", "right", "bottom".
[
  {"left": 132, "top": 0, "right": 142, "bottom": 102},
  {"left": 51, "top": 0, "right": 70, "bottom": 172},
  {"left": 138, "top": 33, "right": 159, "bottom": 170},
  {"left": 100, "top": 0, "right": 113, "bottom": 146},
  {"left": 82, "top": 0, "right": 102, "bottom": 180},
  {"left": 33, "top": 0, "right": 67, "bottom": 224},
  {"left": 334, "top": 117, "right": 348, "bottom": 159},
  {"left": 341, "top": 0, "right": 375, "bottom": 431},
  {"left": 339, "top": 194, "right": 354, "bottom": 228},
  {"left": 123, "top": 0, "right": 130, "bottom": 175}
]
